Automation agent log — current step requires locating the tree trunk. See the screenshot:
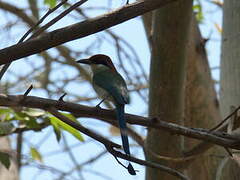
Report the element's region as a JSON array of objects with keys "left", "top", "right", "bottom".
[
  {"left": 143, "top": 2, "right": 226, "bottom": 180},
  {"left": 145, "top": 0, "right": 193, "bottom": 179},
  {"left": 183, "top": 17, "right": 224, "bottom": 180},
  {"left": 219, "top": 0, "right": 240, "bottom": 179}
]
